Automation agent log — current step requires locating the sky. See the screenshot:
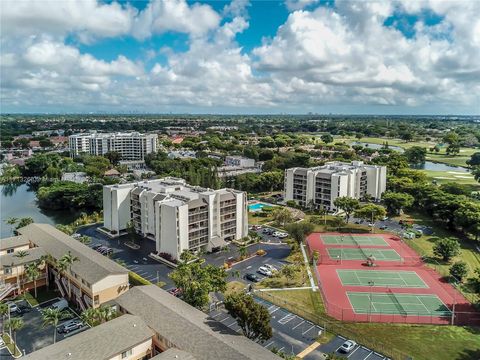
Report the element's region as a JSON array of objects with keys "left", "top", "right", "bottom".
[{"left": 0, "top": 0, "right": 479, "bottom": 115}]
